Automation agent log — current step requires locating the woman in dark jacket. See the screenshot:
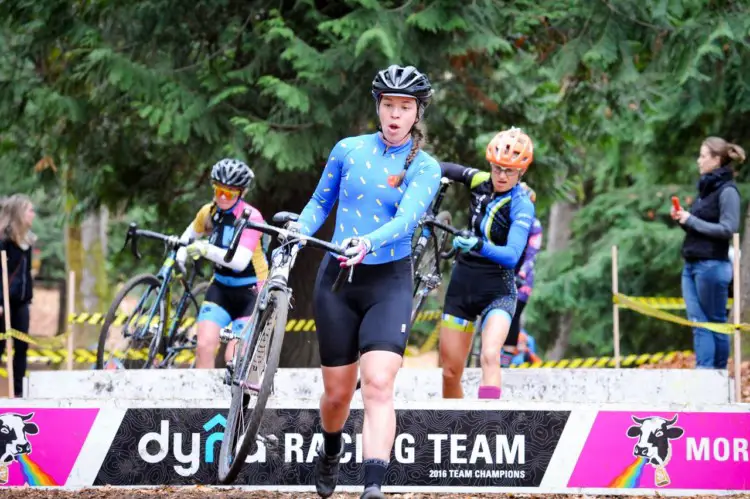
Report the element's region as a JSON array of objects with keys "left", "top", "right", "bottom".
[
  {"left": 0, "top": 193, "right": 37, "bottom": 397},
  {"left": 672, "top": 137, "right": 745, "bottom": 369}
]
